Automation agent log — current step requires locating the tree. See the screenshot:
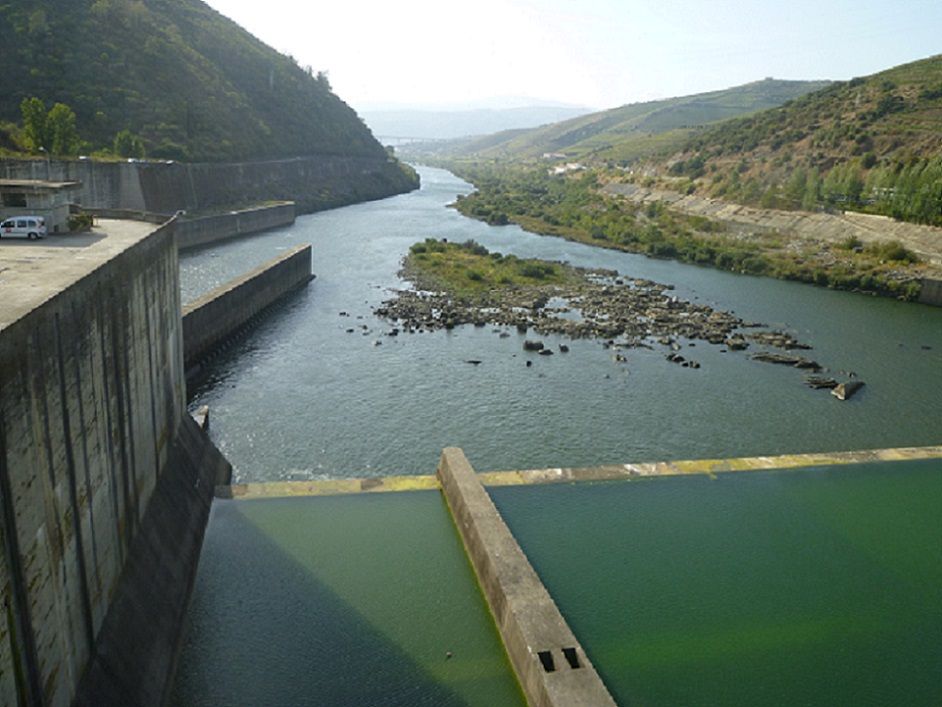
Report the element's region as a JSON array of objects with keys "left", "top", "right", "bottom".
[
  {"left": 47, "top": 103, "right": 80, "bottom": 155},
  {"left": 20, "top": 97, "right": 48, "bottom": 152},
  {"left": 113, "top": 129, "right": 146, "bottom": 158}
]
